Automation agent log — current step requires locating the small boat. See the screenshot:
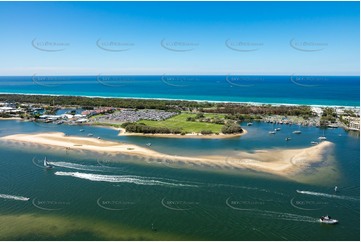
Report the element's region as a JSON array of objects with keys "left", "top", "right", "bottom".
[
  {"left": 285, "top": 137, "right": 291, "bottom": 141},
  {"left": 146, "top": 143, "right": 152, "bottom": 146},
  {"left": 318, "top": 130, "right": 327, "bottom": 140},
  {"left": 292, "top": 130, "right": 301, "bottom": 134},
  {"left": 79, "top": 129, "right": 84, "bottom": 132},
  {"left": 97, "top": 137, "right": 101, "bottom": 139},
  {"left": 334, "top": 186, "right": 338, "bottom": 192},
  {"left": 269, "top": 131, "right": 276, "bottom": 134},
  {"left": 43, "top": 157, "right": 53, "bottom": 169},
  {"left": 87, "top": 133, "right": 93, "bottom": 137},
  {"left": 275, "top": 128, "right": 281, "bottom": 131},
  {"left": 319, "top": 215, "right": 338, "bottom": 224},
  {"left": 247, "top": 123, "right": 253, "bottom": 126},
  {"left": 311, "top": 141, "right": 318, "bottom": 145},
  {"left": 327, "top": 124, "right": 338, "bottom": 128}
]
